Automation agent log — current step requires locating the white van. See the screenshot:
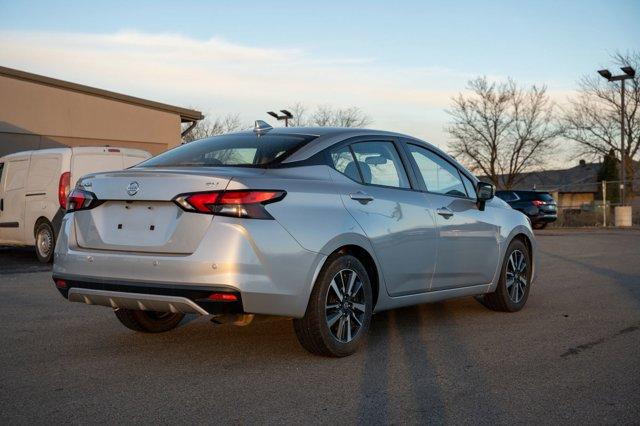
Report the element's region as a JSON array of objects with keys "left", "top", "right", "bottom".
[{"left": 0, "top": 147, "right": 151, "bottom": 262}]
